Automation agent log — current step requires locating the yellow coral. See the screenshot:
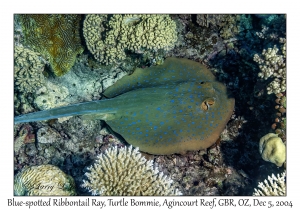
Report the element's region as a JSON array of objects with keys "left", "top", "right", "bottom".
[
  {"left": 14, "top": 46, "right": 45, "bottom": 93},
  {"left": 83, "top": 14, "right": 177, "bottom": 65},
  {"left": 196, "top": 14, "right": 241, "bottom": 39},
  {"left": 259, "top": 133, "right": 286, "bottom": 167},
  {"left": 19, "top": 14, "right": 83, "bottom": 76},
  {"left": 14, "top": 164, "right": 76, "bottom": 196},
  {"left": 82, "top": 145, "right": 181, "bottom": 195}
]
